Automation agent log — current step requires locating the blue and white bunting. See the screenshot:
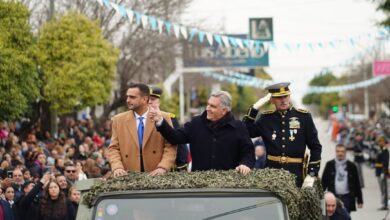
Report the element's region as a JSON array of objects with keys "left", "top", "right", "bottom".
[
  {"left": 126, "top": 9, "right": 134, "bottom": 24},
  {"left": 306, "top": 76, "right": 388, "bottom": 94}
]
